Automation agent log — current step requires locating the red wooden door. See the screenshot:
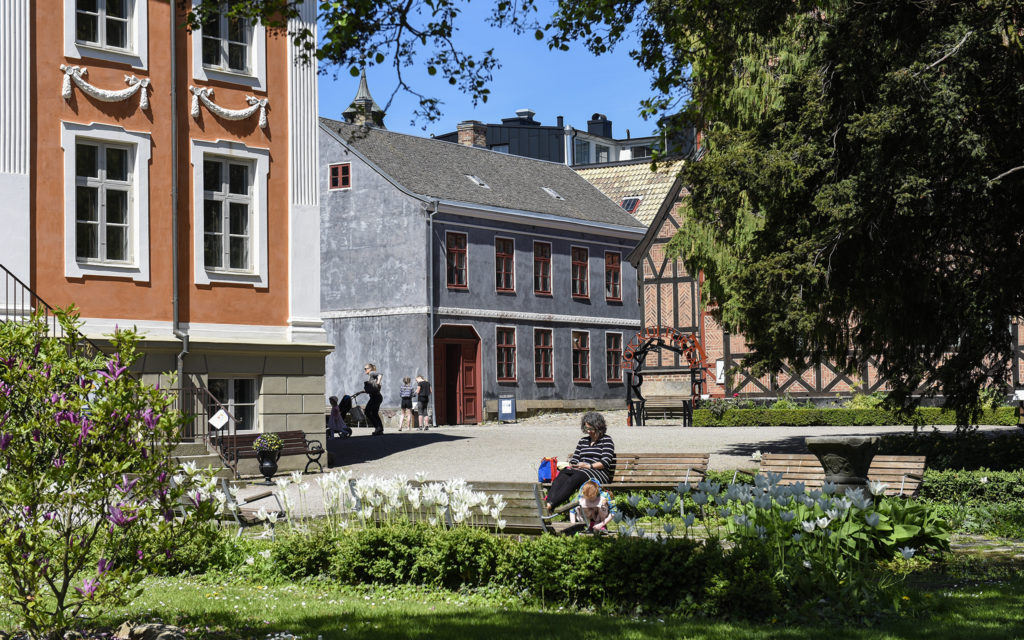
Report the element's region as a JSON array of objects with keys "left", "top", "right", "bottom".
[{"left": 461, "top": 341, "right": 480, "bottom": 424}]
